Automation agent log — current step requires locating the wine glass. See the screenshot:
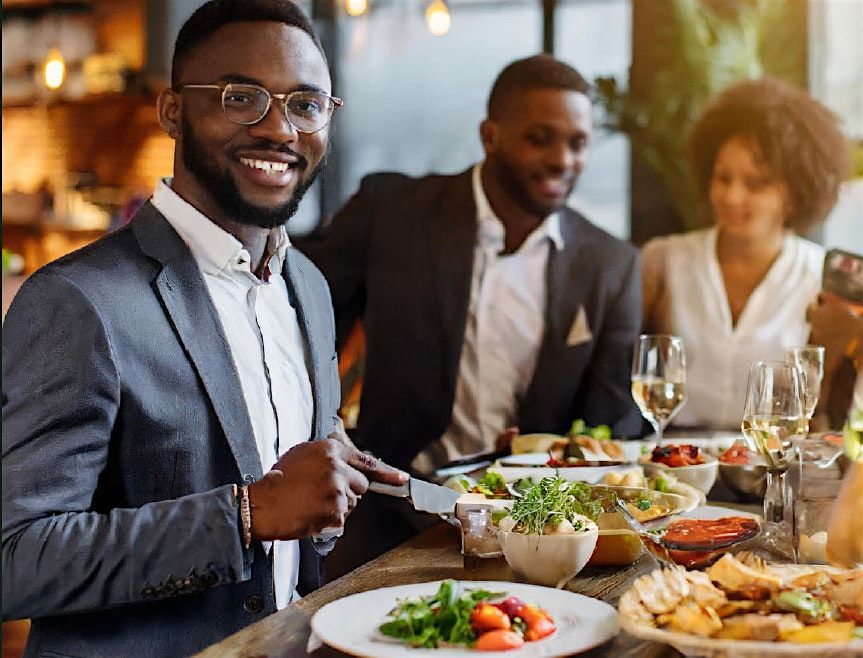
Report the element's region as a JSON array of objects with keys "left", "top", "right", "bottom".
[
  {"left": 785, "top": 345, "right": 825, "bottom": 434},
  {"left": 631, "top": 334, "right": 687, "bottom": 447},
  {"left": 741, "top": 360, "right": 807, "bottom": 558}
]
